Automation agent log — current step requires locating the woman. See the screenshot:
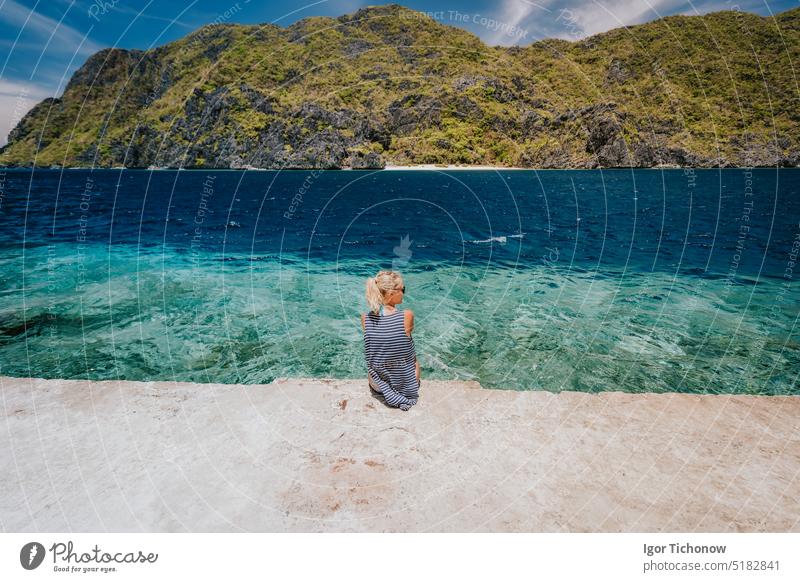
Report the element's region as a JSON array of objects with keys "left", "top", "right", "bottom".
[{"left": 361, "top": 270, "right": 421, "bottom": 411}]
